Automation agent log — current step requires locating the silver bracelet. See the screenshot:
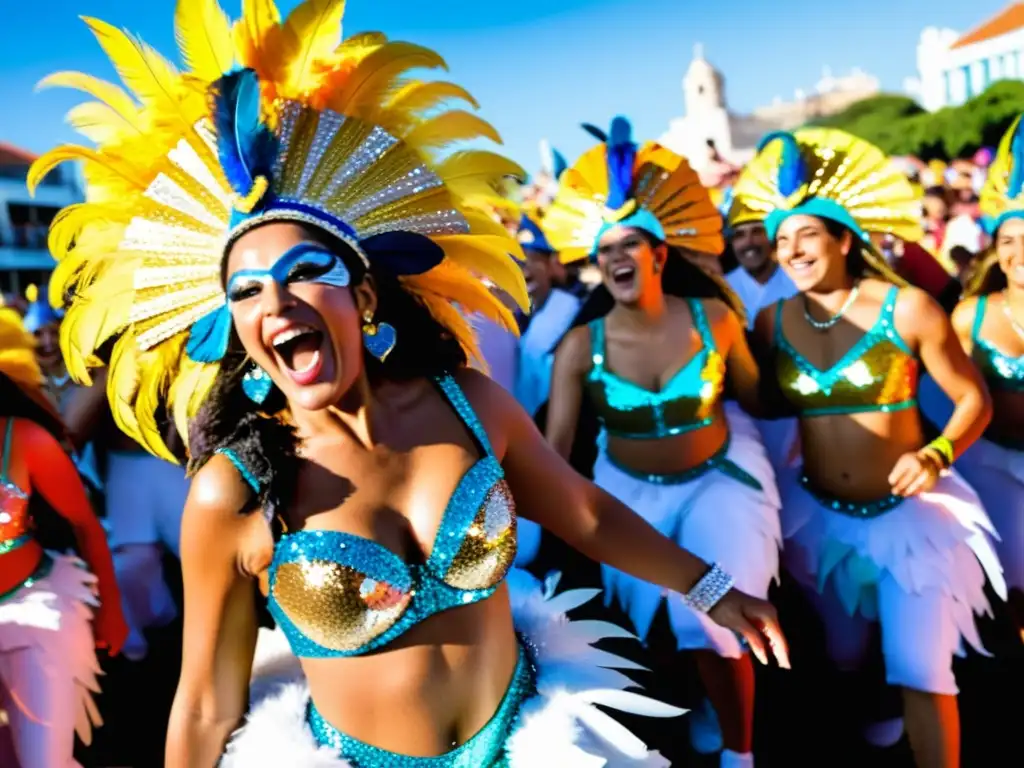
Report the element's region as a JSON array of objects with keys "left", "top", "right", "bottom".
[{"left": 683, "top": 563, "right": 734, "bottom": 613}]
